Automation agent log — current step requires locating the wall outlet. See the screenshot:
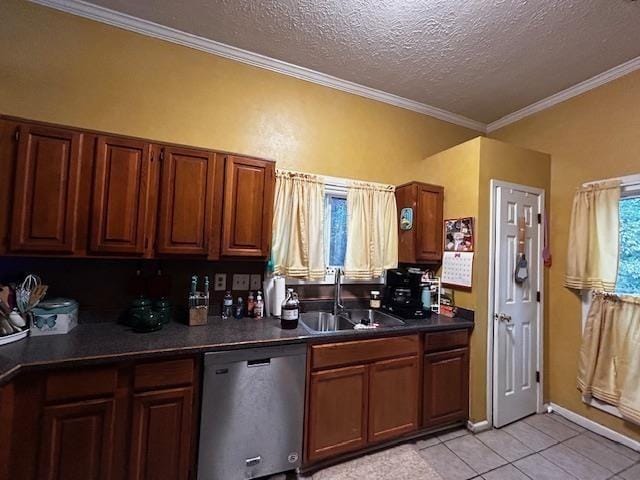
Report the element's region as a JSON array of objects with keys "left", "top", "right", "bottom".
[
  {"left": 232, "top": 274, "right": 250, "bottom": 291},
  {"left": 250, "top": 274, "right": 262, "bottom": 291},
  {"left": 214, "top": 273, "right": 227, "bottom": 291}
]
